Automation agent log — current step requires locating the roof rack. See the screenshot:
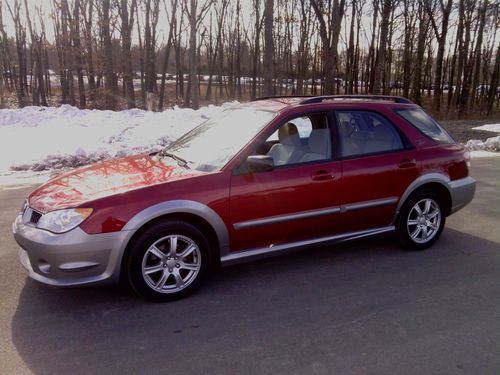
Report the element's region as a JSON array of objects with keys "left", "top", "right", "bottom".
[
  {"left": 300, "top": 95, "right": 413, "bottom": 105},
  {"left": 250, "top": 95, "right": 313, "bottom": 102}
]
